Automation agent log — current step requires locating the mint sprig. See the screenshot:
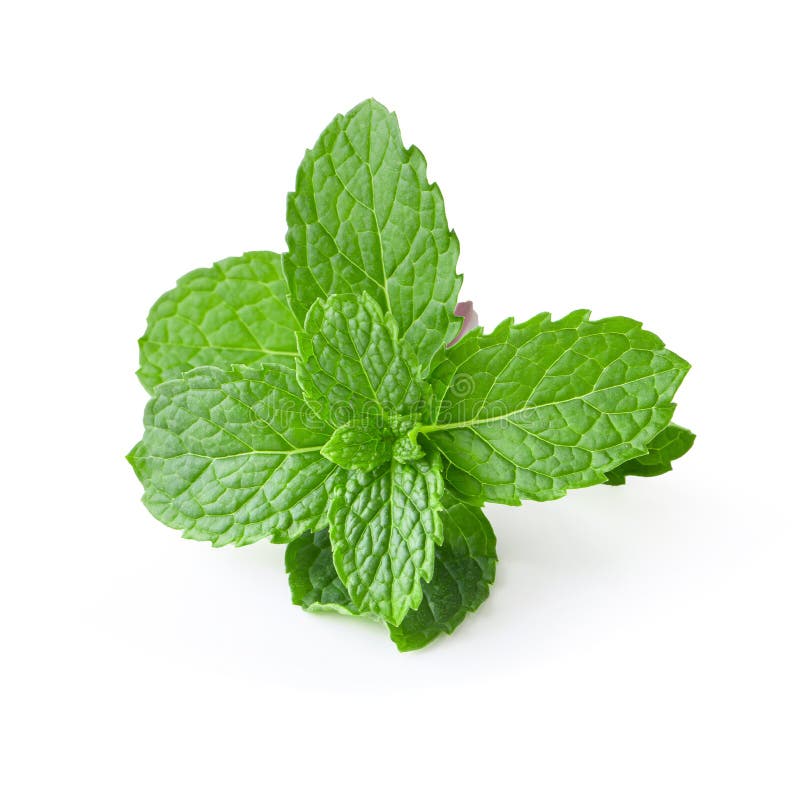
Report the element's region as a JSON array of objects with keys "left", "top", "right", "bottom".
[{"left": 129, "top": 99, "right": 694, "bottom": 650}]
